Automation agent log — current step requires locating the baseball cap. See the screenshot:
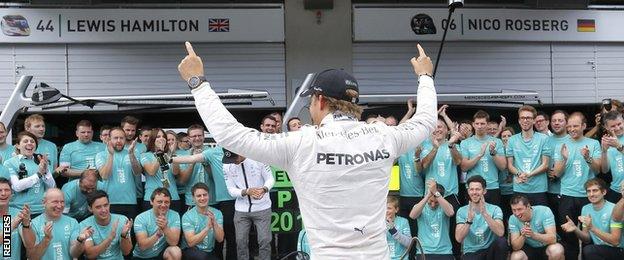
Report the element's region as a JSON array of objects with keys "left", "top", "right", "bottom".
[
  {"left": 222, "top": 148, "right": 239, "bottom": 164},
  {"left": 299, "top": 69, "right": 359, "bottom": 103}
]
